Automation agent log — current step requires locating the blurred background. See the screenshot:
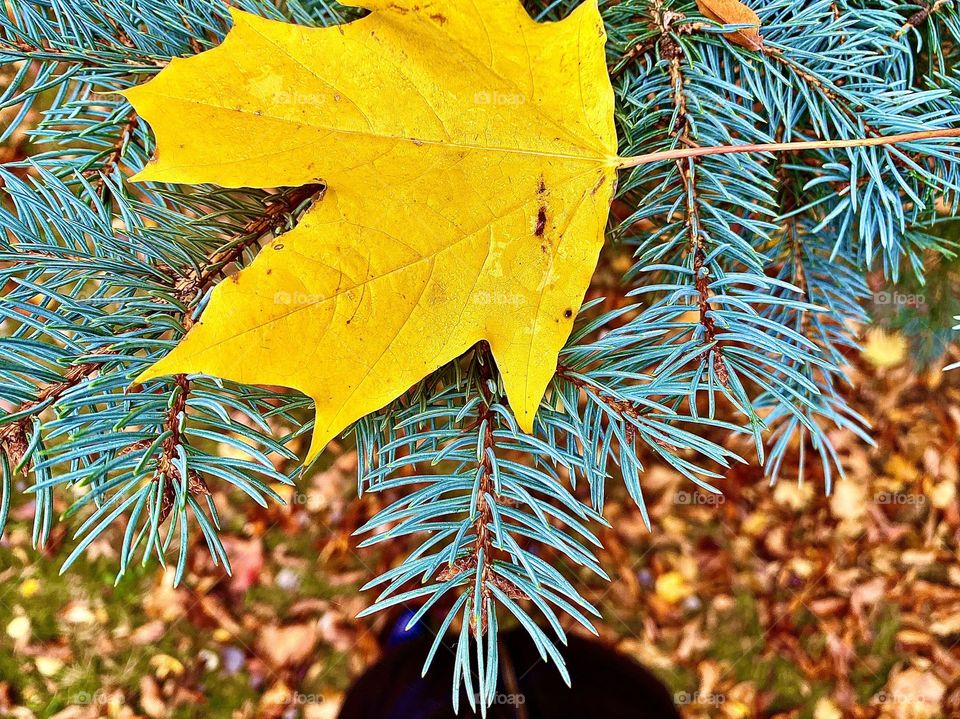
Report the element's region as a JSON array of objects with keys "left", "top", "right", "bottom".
[{"left": 4, "top": 31, "right": 960, "bottom": 719}]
